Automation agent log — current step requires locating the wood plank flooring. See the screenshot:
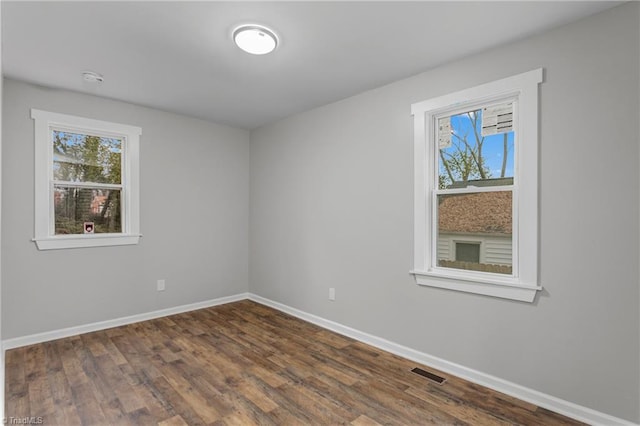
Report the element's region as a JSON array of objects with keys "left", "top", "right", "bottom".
[{"left": 5, "top": 300, "right": 583, "bottom": 425}]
